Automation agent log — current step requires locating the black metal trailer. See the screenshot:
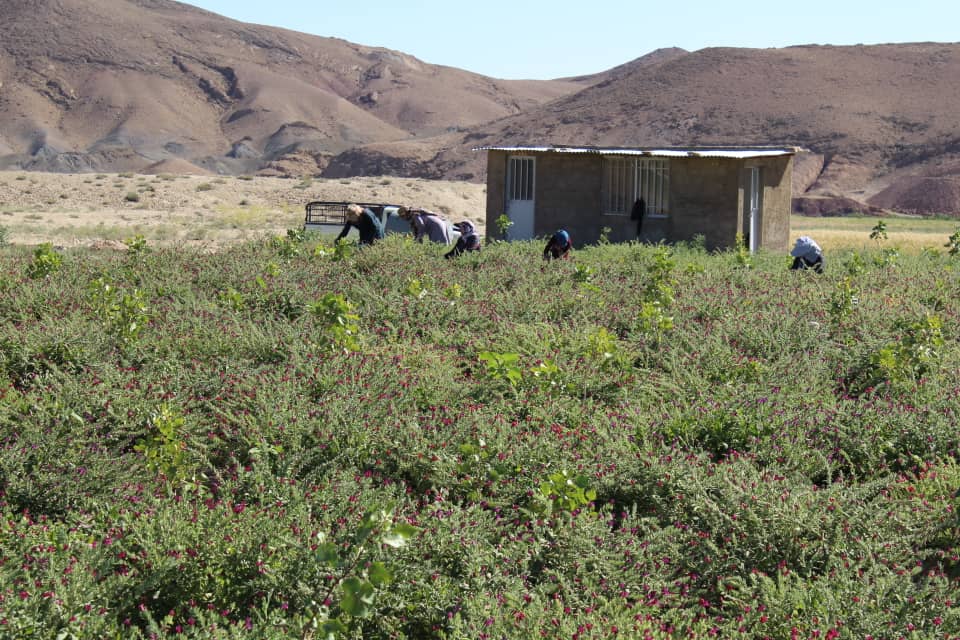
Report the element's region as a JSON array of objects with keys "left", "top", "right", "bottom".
[{"left": 303, "top": 201, "right": 458, "bottom": 240}]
